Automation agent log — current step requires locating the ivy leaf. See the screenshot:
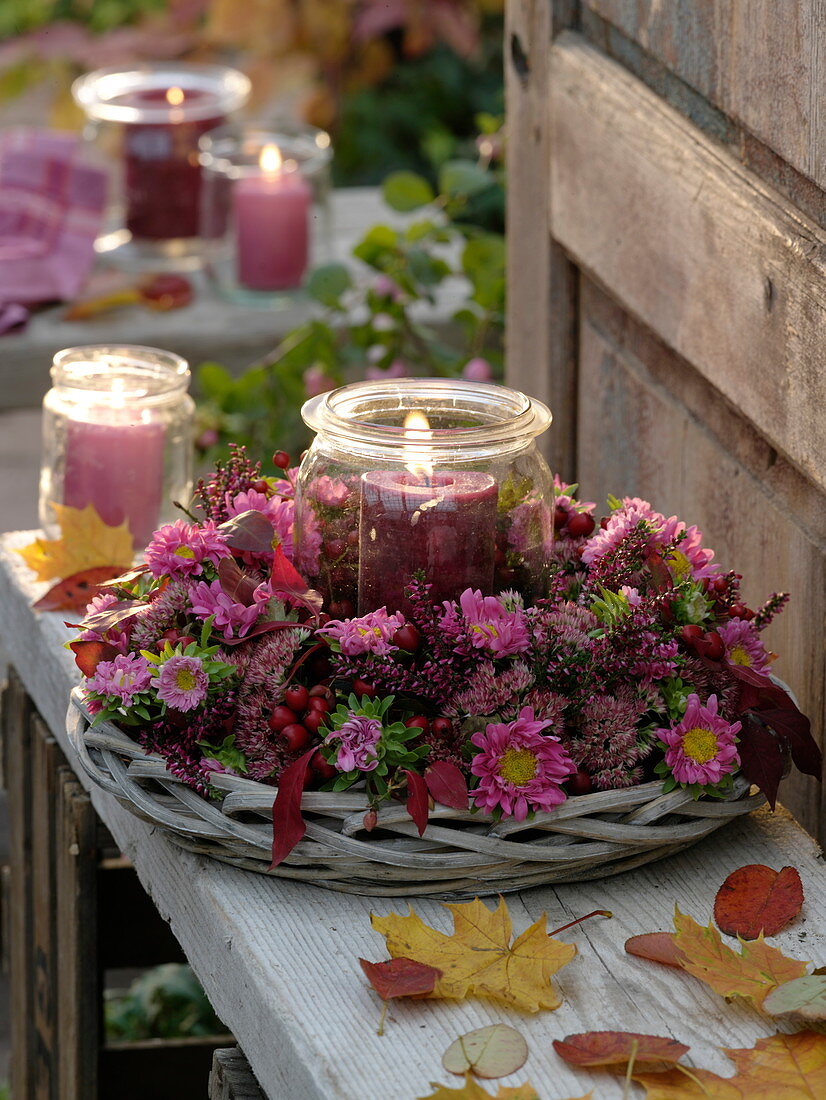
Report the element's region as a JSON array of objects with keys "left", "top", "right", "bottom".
[
  {"left": 371, "top": 897, "right": 576, "bottom": 1012},
  {"left": 553, "top": 1031, "right": 689, "bottom": 1068},
  {"left": 382, "top": 171, "right": 435, "bottom": 212},
  {"left": 763, "top": 975, "right": 826, "bottom": 1020},
  {"left": 306, "top": 263, "right": 352, "bottom": 307},
  {"left": 442, "top": 1025, "right": 528, "bottom": 1080},
  {"left": 713, "top": 864, "right": 803, "bottom": 940}
]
